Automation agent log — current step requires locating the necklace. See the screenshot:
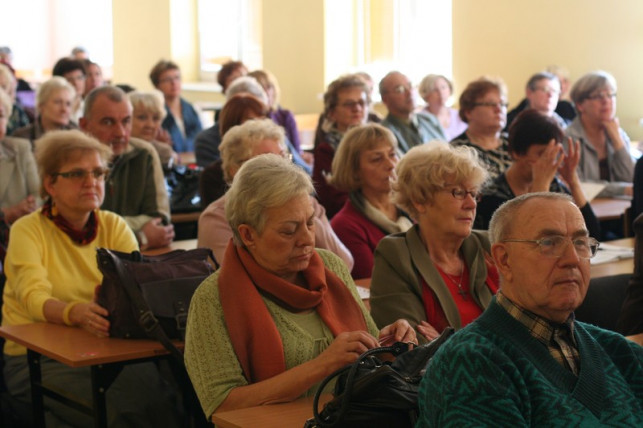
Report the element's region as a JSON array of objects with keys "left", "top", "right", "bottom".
[{"left": 442, "top": 259, "right": 467, "bottom": 301}]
